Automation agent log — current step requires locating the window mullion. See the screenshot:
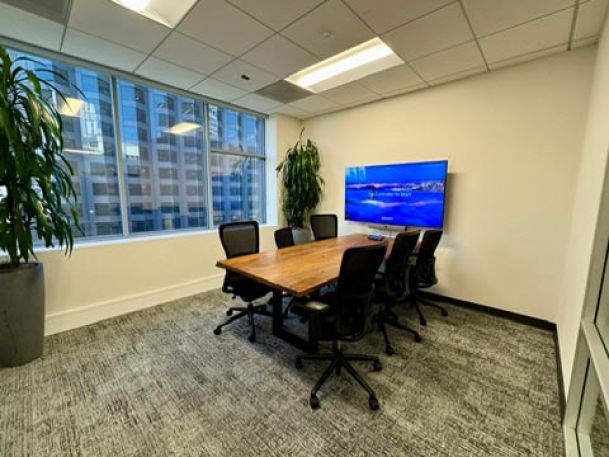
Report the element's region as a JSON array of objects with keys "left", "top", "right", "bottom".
[
  {"left": 204, "top": 103, "right": 214, "bottom": 229},
  {"left": 110, "top": 76, "right": 131, "bottom": 237}
]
